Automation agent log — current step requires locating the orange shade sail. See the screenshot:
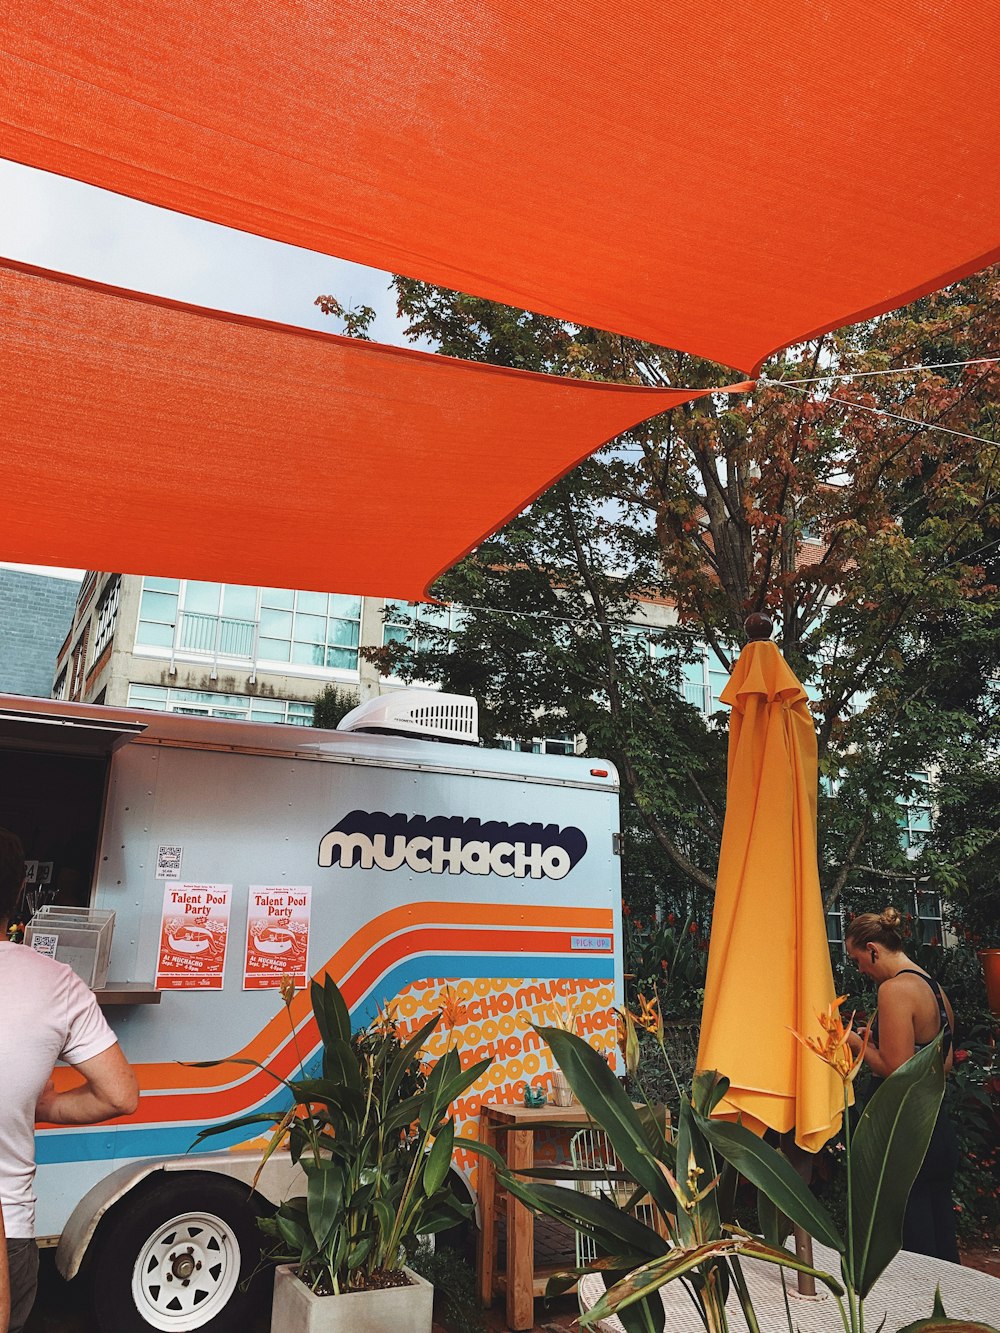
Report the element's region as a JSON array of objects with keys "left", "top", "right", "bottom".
[
  {"left": 697, "top": 640, "right": 843, "bottom": 1153},
  {"left": 2, "top": 2, "right": 998, "bottom": 373},
  {"left": 0, "top": 258, "right": 739, "bottom": 598}
]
